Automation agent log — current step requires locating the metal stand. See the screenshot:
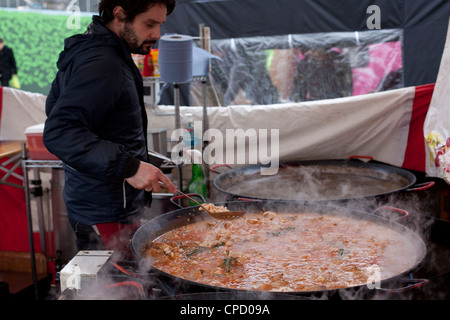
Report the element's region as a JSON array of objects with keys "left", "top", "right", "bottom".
[
  {"left": 0, "top": 152, "right": 24, "bottom": 189},
  {"left": 21, "top": 143, "right": 63, "bottom": 300}
]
